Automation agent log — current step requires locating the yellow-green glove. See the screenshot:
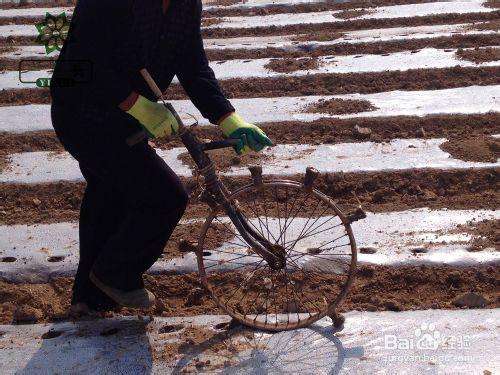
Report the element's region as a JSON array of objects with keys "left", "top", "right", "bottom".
[
  {"left": 219, "top": 113, "right": 273, "bottom": 155},
  {"left": 126, "top": 95, "right": 179, "bottom": 138}
]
